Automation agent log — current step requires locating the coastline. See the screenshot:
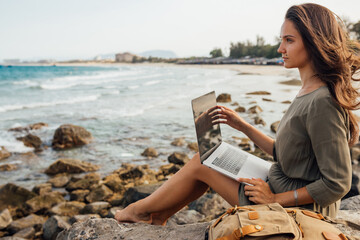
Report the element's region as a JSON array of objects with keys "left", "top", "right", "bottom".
[{"left": 6, "top": 62, "right": 300, "bottom": 79}]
